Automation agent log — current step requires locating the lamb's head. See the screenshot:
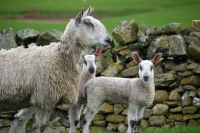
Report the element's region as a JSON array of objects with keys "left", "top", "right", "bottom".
[
  {"left": 74, "top": 7, "right": 112, "bottom": 49},
  {"left": 83, "top": 47, "right": 101, "bottom": 74},
  {"left": 132, "top": 52, "right": 162, "bottom": 81}
]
